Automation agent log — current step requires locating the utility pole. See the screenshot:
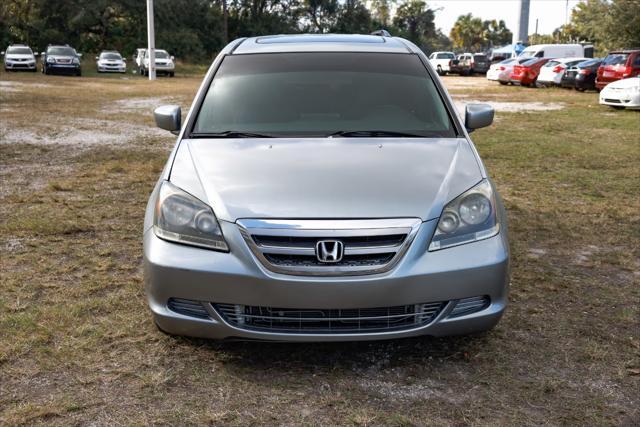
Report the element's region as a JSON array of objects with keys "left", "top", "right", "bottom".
[
  {"left": 513, "top": 0, "right": 530, "bottom": 44},
  {"left": 146, "top": 0, "right": 156, "bottom": 80}
]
